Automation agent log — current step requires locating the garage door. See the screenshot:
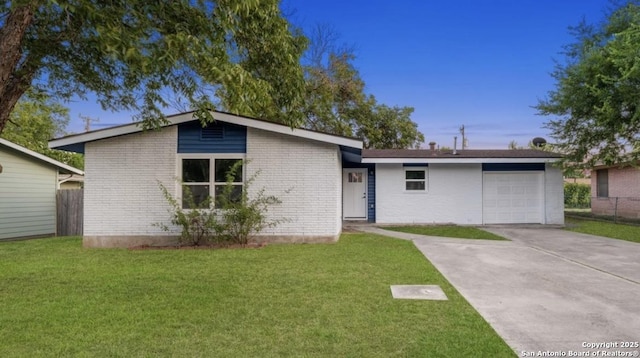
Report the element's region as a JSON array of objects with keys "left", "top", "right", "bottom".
[{"left": 483, "top": 172, "right": 544, "bottom": 224}]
